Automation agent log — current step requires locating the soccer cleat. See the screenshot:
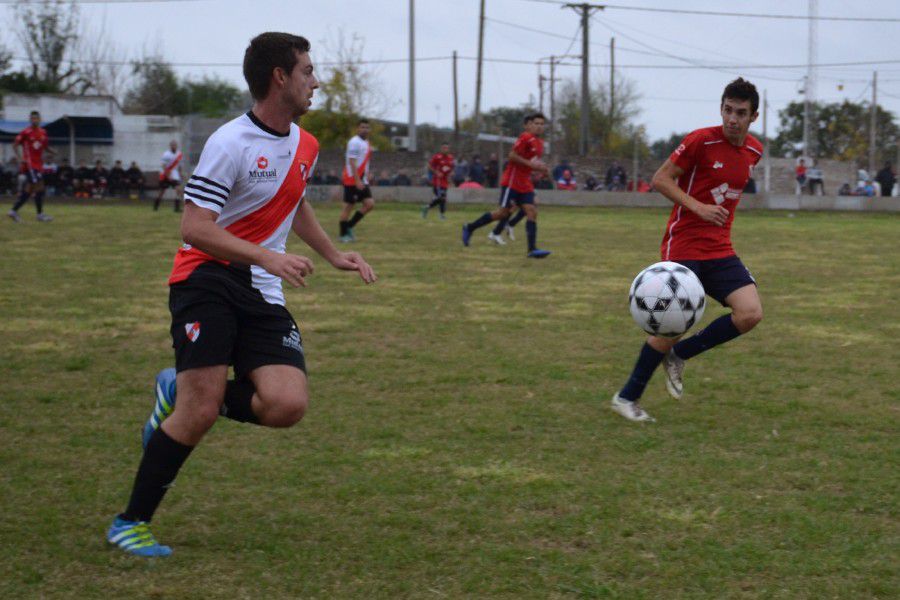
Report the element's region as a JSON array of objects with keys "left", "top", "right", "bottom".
[
  {"left": 461, "top": 224, "right": 471, "bottom": 247},
  {"left": 142, "top": 368, "right": 177, "bottom": 449},
  {"left": 346, "top": 227, "right": 357, "bottom": 242},
  {"left": 611, "top": 393, "right": 655, "bottom": 423},
  {"left": 505, "top": 224, "right": 516, "bottom": 241},
  {"left": 663, "top": 350, "right": 685, "bottom": 400},
  {"left": 527, "top": 249, "right": 551, "bottom": 259},
  {"left": 438, "top": 213, "right": 446, "bottom": 221},
  {"left": 487, "top": 231, "right": 507, "bottom": 245},
  {"left": 7, "top": 209, "right": 21, "bottom": 223},
  {"left": 107, "top": 516, "right": 172, "bottom": 557},
  {"left": 36, "top": 213, "right": 53, "bottom": 222},
  {"left": 339, "top": 234, "right": 353, "bottom": 243},
  {"left": 421, "top": 205, "right": 429, "bottom": 219}
]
